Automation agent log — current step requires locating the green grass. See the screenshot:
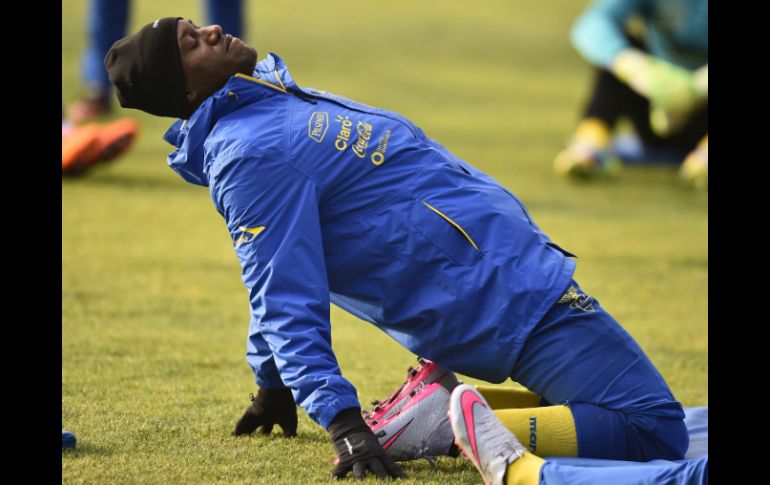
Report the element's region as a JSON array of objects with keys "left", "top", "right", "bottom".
[{"left": 62, "top": 0, "right": 707, "bottom": 482}]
